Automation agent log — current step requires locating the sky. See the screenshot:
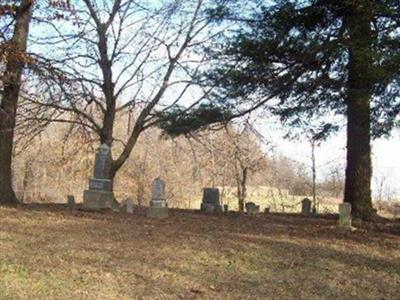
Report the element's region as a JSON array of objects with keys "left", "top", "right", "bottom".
[{"left": 256, "top": 117, "right": 400, "bottom": 199}]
